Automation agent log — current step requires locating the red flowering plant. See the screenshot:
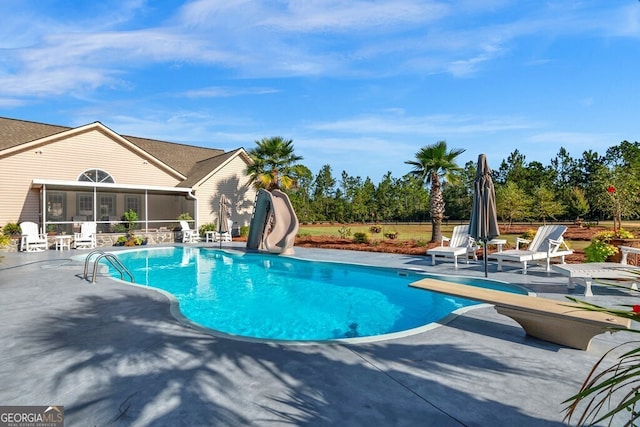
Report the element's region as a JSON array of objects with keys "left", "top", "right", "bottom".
[
  {"left": 563, "top": 293, "right": 640, "bottom": 426},
  {"left": 601, "top": 180, "right": 640, "bottom": 234}
]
